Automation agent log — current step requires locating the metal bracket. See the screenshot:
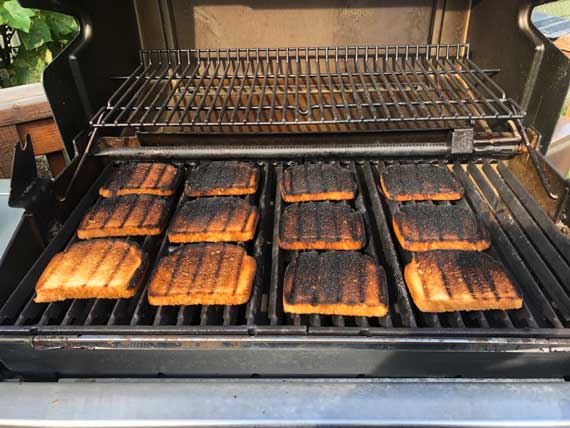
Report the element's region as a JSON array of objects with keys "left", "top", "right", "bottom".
[
  {"left": 9, "top": 135, "right": 52, "bottom": 211},
  {"left": 449, "top": 128, "right": 474, "bottom": 155}
]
